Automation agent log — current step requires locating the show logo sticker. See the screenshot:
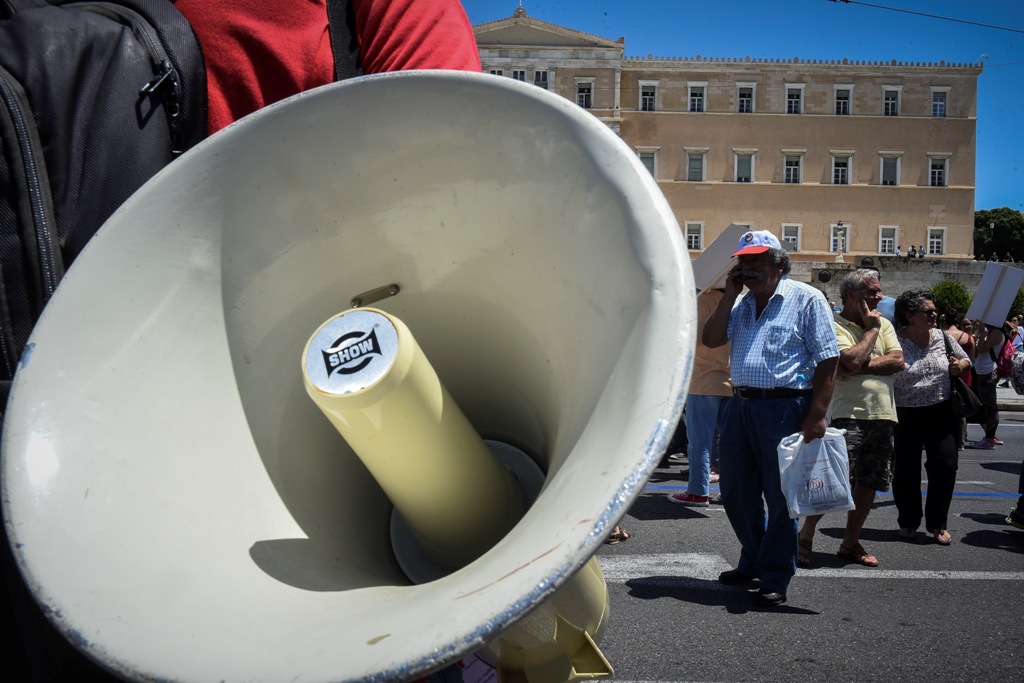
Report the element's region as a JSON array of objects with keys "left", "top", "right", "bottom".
[{"left": 322, "top": 327, "right": 383, "bottom": 376}]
